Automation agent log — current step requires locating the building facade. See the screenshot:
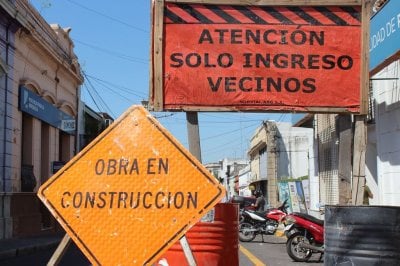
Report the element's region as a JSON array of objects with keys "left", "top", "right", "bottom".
[
  {"left": 368, "top": 63, "right": 400, "bottom": 205},
  {"left": 0, "top": 0, "right": 83, "bottom": 239},
  {"left": 248, "top": 121, "right": 279, "bottom": 206},
  {"left": 237, "top": 165, "right": 252, "bottom": 197},
  {"left": 311, "top": 0, "right": 399, "bottom": 208},
  {"left": 248, "top": 121, "right": 316, "bottom": 213},
  {"left": 367, "top": 0, "right": 400, "bottom": 206},
  {"left": 1, "top": 0, "right": 24, "bottom": 240},
  {"left": 205, "top": 158, "right": 248, "bottom": 201}
]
